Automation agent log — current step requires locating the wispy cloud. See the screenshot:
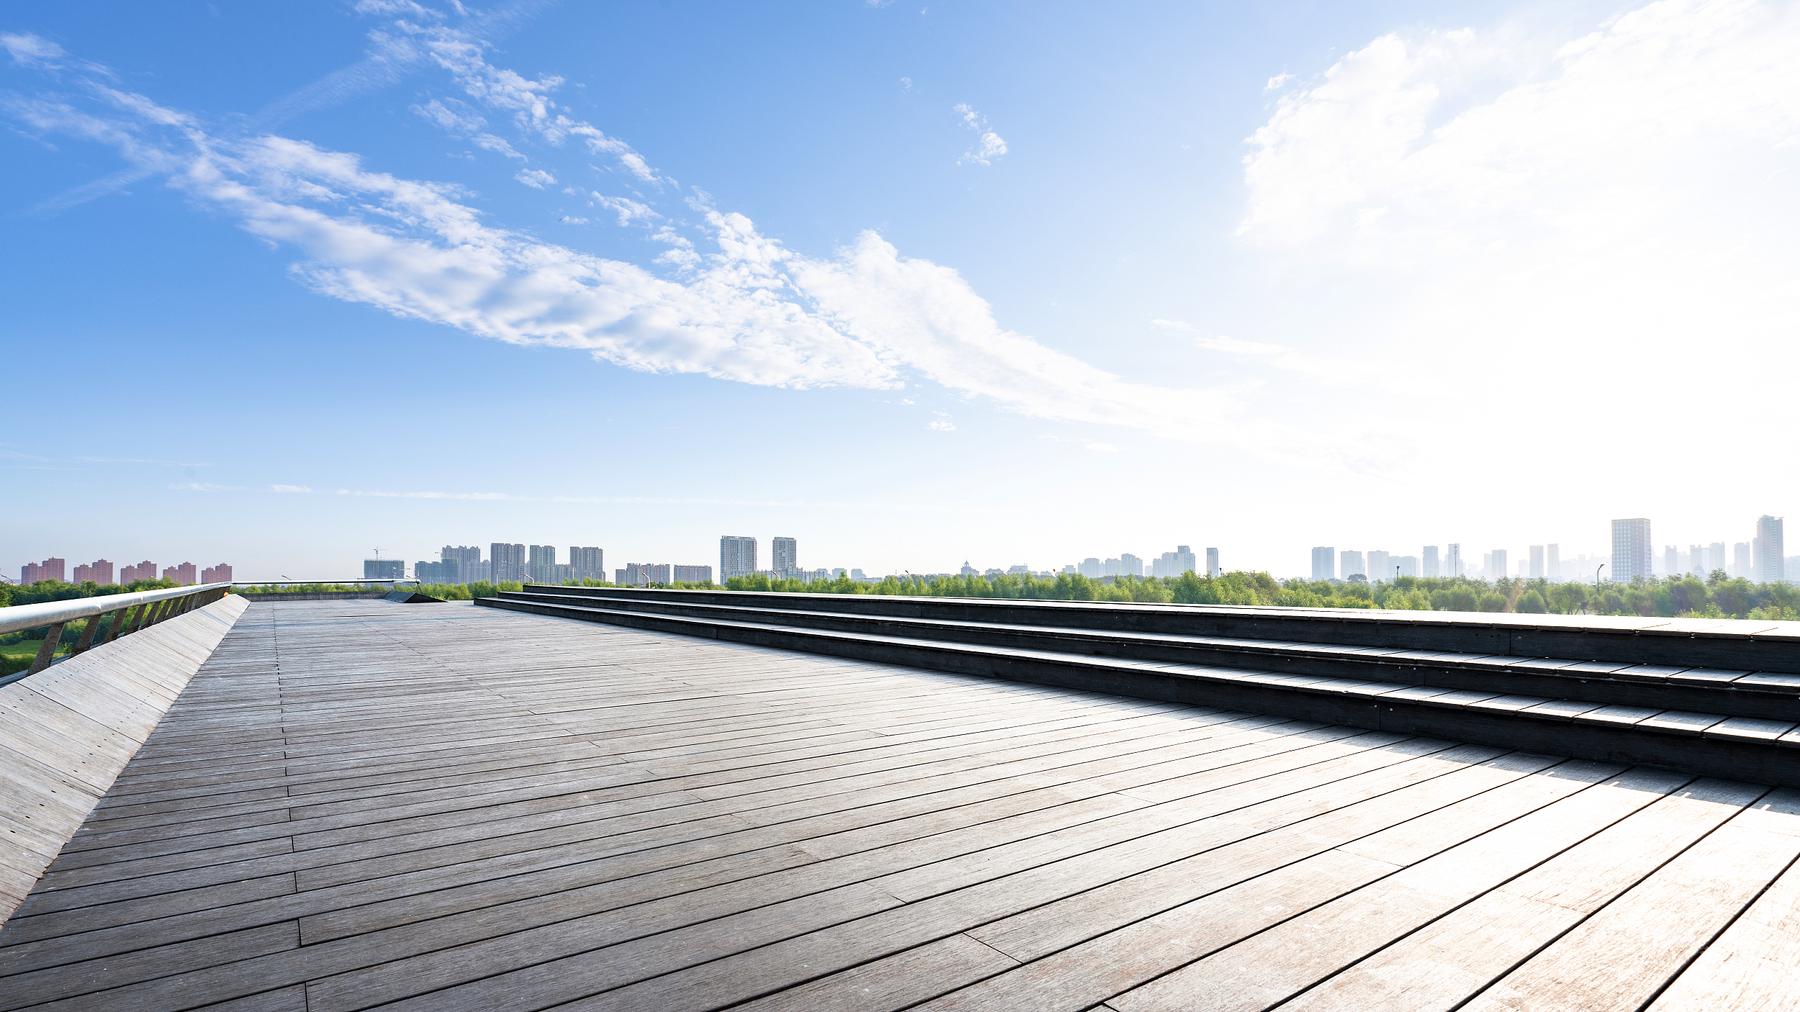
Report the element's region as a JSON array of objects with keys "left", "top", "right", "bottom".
[
  {"left": 513, "top": 166, "right": 555, "bottom": 188},
  {"left": 952, "top": 102, "right": 1007, "bottom": 166},
  {"left": 1, "top": 22, "right": 1241, "bottom": 447},
  {"left": 270, "top": 483, "right": 314, "bottom": 494},
  {"left": 1150, "top": 319, "right": 1347, "bottom": 380},
  {"left": 1, "top": 31, "right": 64, "bottom": 68}
]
